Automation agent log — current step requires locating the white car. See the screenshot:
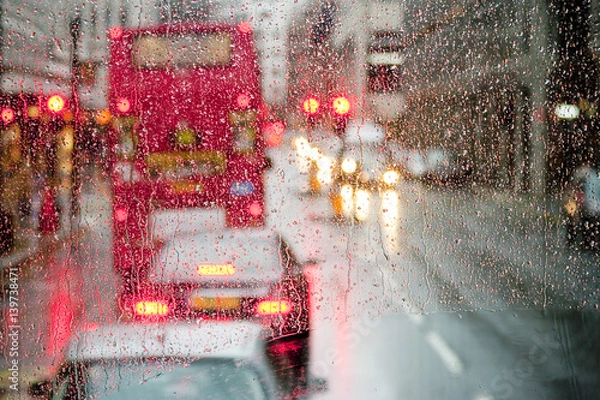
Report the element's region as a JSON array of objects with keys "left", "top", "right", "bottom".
[{"left": 28, "top": 321, "right": 283, "bottom": 399}]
